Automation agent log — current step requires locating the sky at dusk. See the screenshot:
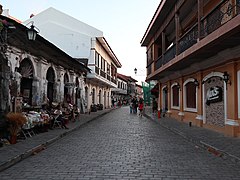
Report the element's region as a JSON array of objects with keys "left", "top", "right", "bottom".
[{"left": 1, "top": 0, "right": 160, "bottom": 84}]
